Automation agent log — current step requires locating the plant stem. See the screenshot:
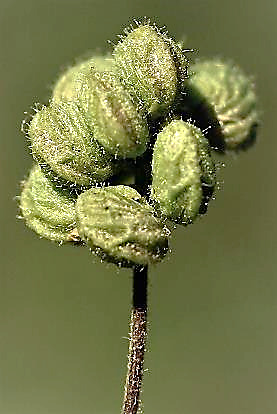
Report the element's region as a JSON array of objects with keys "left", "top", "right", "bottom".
[
  {"left": 122, "top": 265, "right": 148, "bottom": 414},
  {"left": 122, "top": 153, "right": 150, "bottom": 414}
]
